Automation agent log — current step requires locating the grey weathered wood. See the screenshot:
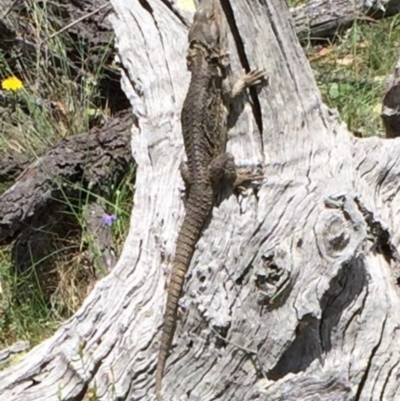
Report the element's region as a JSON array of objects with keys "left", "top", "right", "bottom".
[
  {"left": 0, "top": 341, "right": 29, "bottom": 365},
  {"left": 292, "top": 0, "right": 400, "bottom": 43},
  {"left": 1, "top": 0, "right": 400, "bottom": 400}
]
